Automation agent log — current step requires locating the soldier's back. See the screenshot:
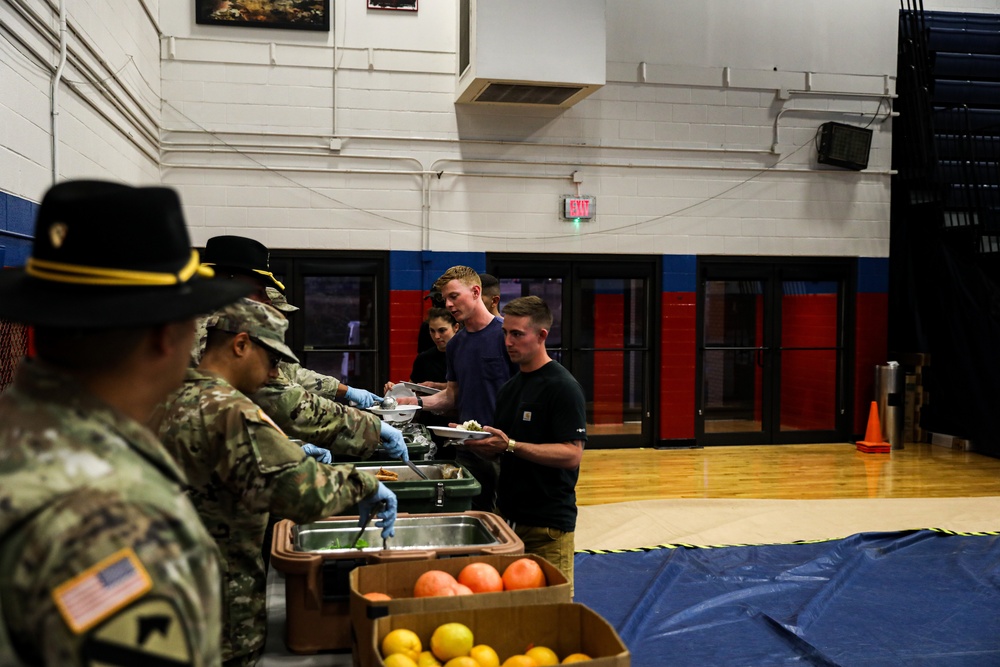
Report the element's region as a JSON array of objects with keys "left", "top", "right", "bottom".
[{"left": 0, "top": 362, "right": 223, "bottom": 666}]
